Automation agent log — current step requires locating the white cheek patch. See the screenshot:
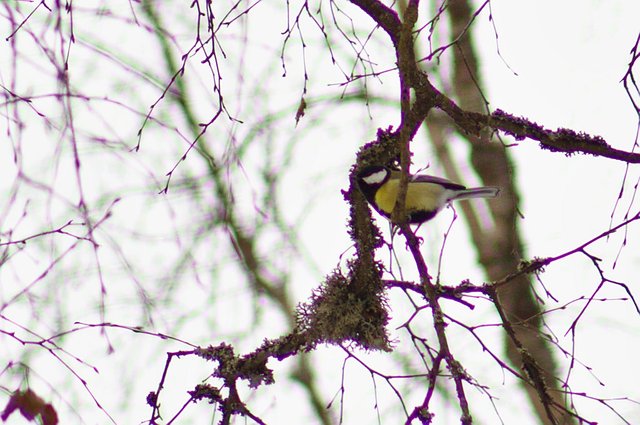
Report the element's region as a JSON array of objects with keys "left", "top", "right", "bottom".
[{"left": 362, "top": 170, "right": 387, "bottom": 185}]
